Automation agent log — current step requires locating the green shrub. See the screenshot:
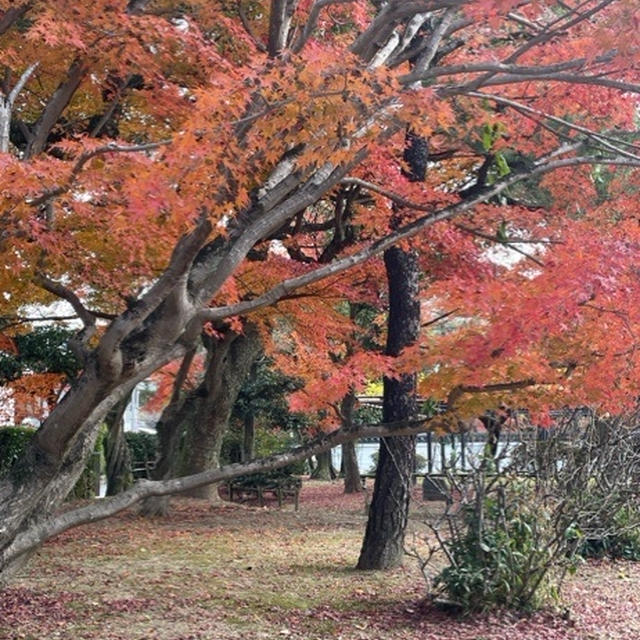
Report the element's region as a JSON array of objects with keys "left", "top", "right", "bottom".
[
  {"left": 425, "top": 415, "right": 640, "bottom": 613},
  {"left": 578, "top": 507, "right": 640, "bottom": 561},
  {"left": 125, "top": 431, "right": 158, "bottom": 464},
  {"left": 221, "top": 426, "right": 307, "bottom": 476},
  {"left": 0, "top": 426, "right": 36, "bottom": 477},
  {"left": 432, "top": 476, "right": 576, "bottom": 612}
]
